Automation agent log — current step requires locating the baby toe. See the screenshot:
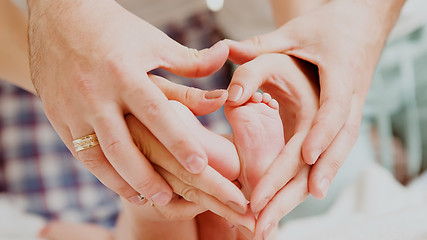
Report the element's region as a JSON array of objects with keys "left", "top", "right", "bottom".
[
  {"left": 262, "top": 93, "right": 272, "bottom": 103},
  {"left": 251, "top": 92, "right": 263, "bottom": 103},
  {"left": 268, "top": 99, "right": 279, "bottom": 110}
]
